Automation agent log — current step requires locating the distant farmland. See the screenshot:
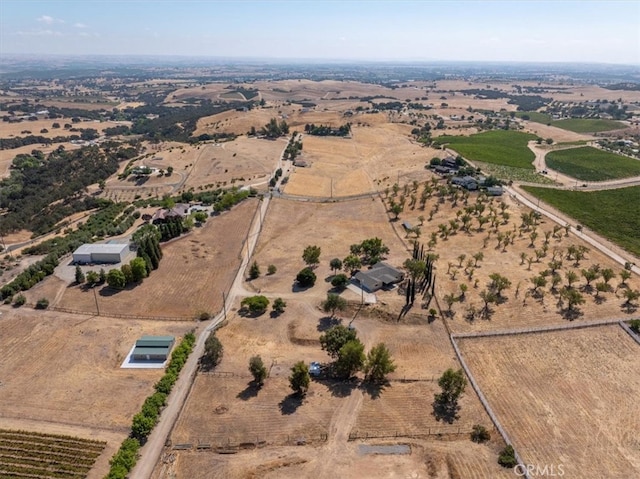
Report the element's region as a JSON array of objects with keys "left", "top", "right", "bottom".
[
  {"left": 522, "top": 185, "right": 640, "bottom": 257},
  {"left": 434, "top": 130, "right": 537, "bottom": 169},
  {"left": 516, "top": 113, "right": 626, "bottom": 133},
  {"left": 546, "top": 146, "right": 640, "bottom": 181}
]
